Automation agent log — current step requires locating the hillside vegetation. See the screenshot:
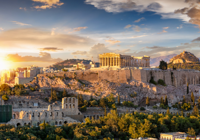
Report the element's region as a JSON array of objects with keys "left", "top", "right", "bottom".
[{"left": 0, "top": 109, "right": 200, "bottom": 140}]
